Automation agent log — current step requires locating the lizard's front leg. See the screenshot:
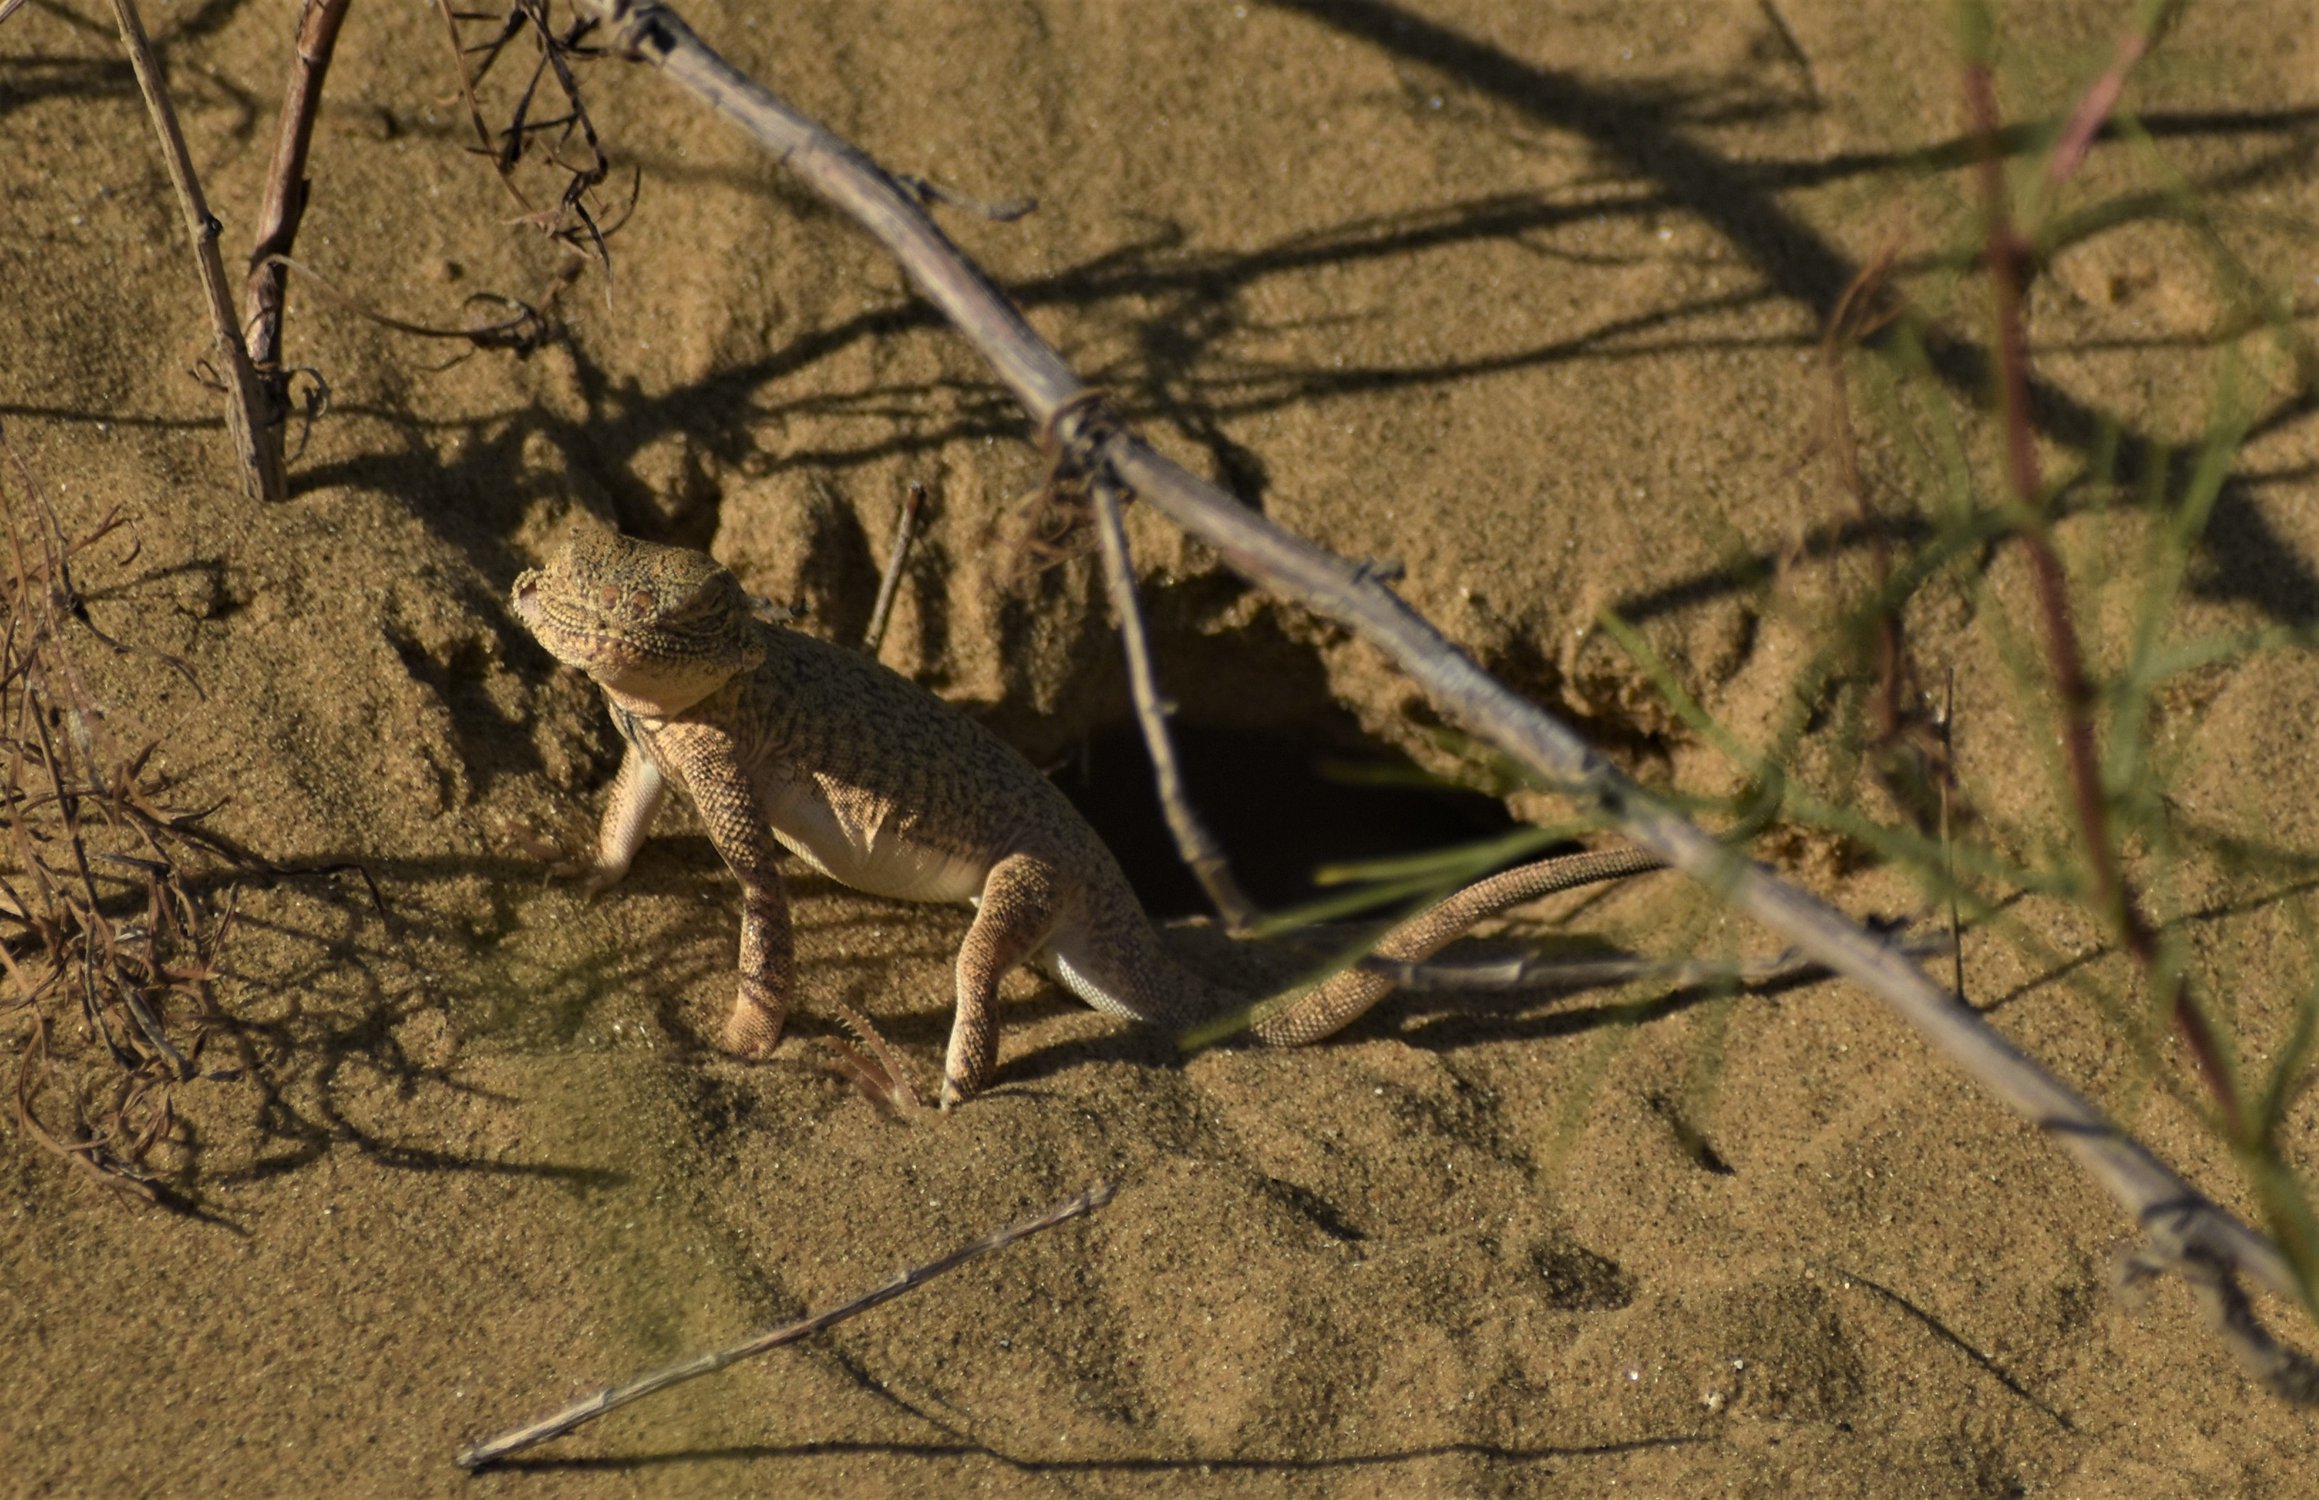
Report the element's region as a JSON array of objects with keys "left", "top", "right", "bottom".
[
  {"left": 680, "top": 751, "right": 795, "bottom": 1059},
  {"left": 563, "top": 741, "right": 667, "bottom": 895}
]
